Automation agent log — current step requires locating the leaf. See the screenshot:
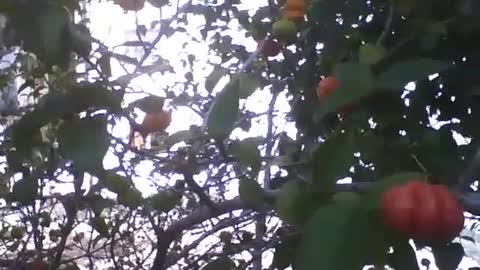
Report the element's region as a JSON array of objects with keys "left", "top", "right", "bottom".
[
  {"left": 201, "top": 257, "right": 236, "bottom": 270},
  {"left": 84, "top": 194, "right": 116, "bottom": 215},
  {"left": 272, "top": 241, "right": 295, "bottom": 269},
  {"left": 377, "top": 58, "right": 453, "bottom": 90},
  {"left": 359, "top": 43, "right": 386, "bottom": 65},
  {"left": 414, "top": 128, "right": 463, "bottom": 185},
  {"left": 19, "top": 5, "right": 72, "bottom": 69},
  {"left": 91, "top": 216, "right": 109, "bottom": 237},
  {"left": 11, "top": 176, "right": 38, "bottom": 205},
  {"left": 150, "top": 190, "right": 182, "bottom": 212},
  {"left": 296, "top": 199, "right": 379, "bottom": 270},
  {"left": 164, "top": 130, "right": 192, "bottom": 148},
  {"left": 315, "top": 62, "right": 375, "bottom": 119},
  {"left": 98, "top": 53, "right": 112, "bottom": 78},
  {"left": 275, "top": 181, "right": 317, "bottom": 225},
  {"left": 101, "top": 172, "right": 132, "bottom": 194},
  {"left": 233, "top": 73, "right": 261, "bottom": 99},
  {"left": 117, "top": 188, "right": 144, "bottom": 209},
  {"left": 66, "top": 83, "right": 123, "bottom": 114},
  {"left": 311, "top": 132, "right": 355, "bottom": 192},
  {"left": 111, "top": 53, "right": 139, "bottom": 65},
  {"left": 388, "top": 240, "right": 420, "bottom": 270},
  {"left": 129, "top": 96, "right": 165, "bottom": 113},
  {"left": 205, "top": 67, "right": 228, "bottom": 92},
  {"left": 363, "top": 172, "right": 427, "bottom": 210},
  {"left": 57, "top": 115, "right": 110, "bottom": 173},
  {"left": 432, "top": 243, "right": 465, "bottom": 270},
  {"left": 238, "top": 178, "right": 266, "bottom": 209},
  {"left": 230, "top": 137, "right": 262, "bottom": 172},
  {"left": 205, "top": 80, "right": 240, "bottom": 140}
]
